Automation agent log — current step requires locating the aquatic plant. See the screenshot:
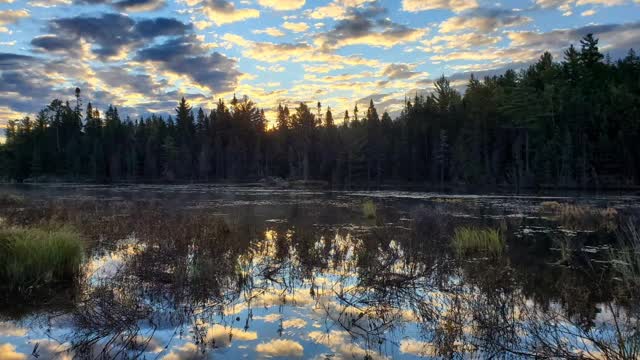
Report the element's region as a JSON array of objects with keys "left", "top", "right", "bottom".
[
  {"left": 0, "top": 225, "right": 83, "bottom": 290},
  {"left": 452, "top": 227, "right": 504, "bottom": 256},
  {"left": 540, "top": 201, "right": 618, "bottom": 231},
  {"left": 610, "top": 219, "right": 640, "bottom": 292},
  {"left": 362, "top": 199, "right": 376, "bottom": 219}
]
